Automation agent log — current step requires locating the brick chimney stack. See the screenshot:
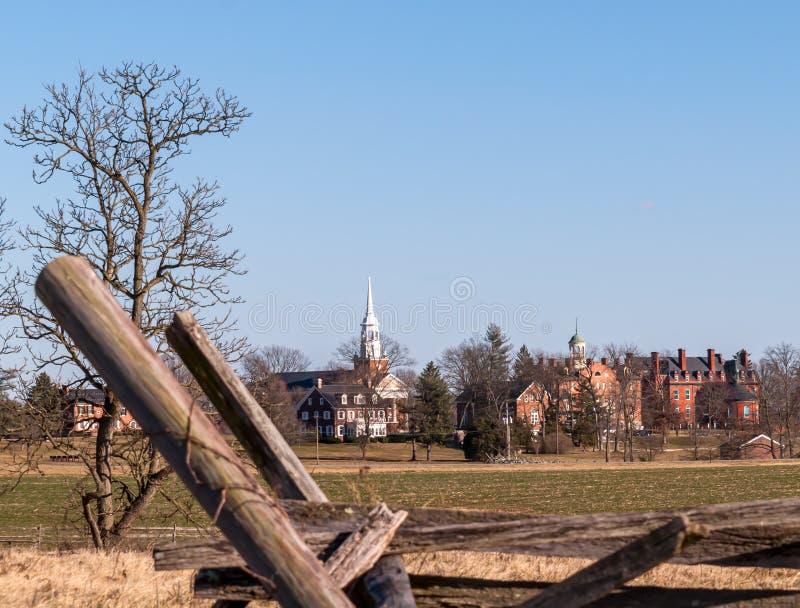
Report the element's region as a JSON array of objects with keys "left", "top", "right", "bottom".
[
  {"left": 601, "top": 357, "right": 608, "bottom": 366},
  {"left": 739, "top": 350, "right": 749, "bottom": 369},
  {"left": 651, "top": 351, "right": 660, "bottom": 375},
  {"left": 317, "top": 378, "right": 323, "bottom": 389},
  {"left": 707, "top": 349, "right": 716, "bottom": 373},
  {"left": 678, "top": 348, "right": 686, "bottom": 372}
]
